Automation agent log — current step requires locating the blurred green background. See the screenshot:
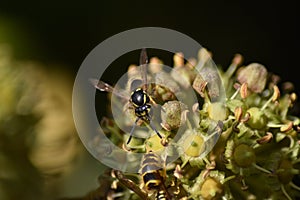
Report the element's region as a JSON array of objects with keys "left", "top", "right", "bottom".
[{"left": 0, "top": 0, "right": 298, "bottom": 200}]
